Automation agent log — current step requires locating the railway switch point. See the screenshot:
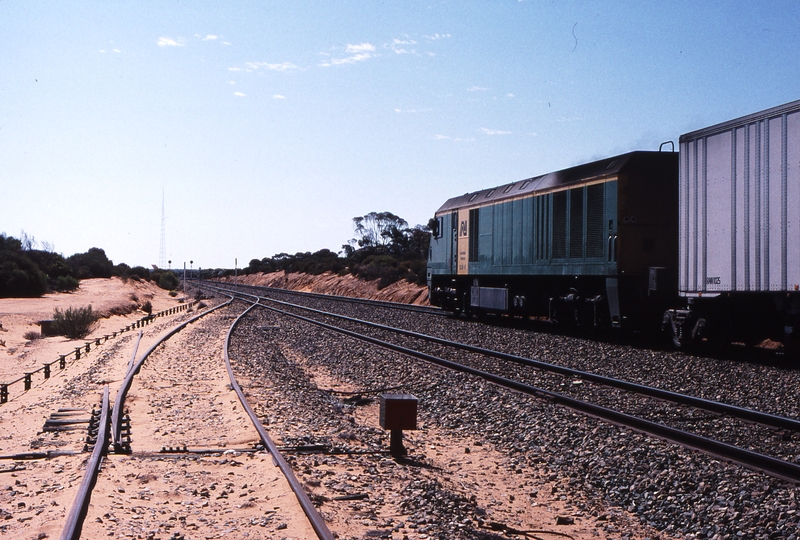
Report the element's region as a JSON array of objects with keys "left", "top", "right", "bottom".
[{"left": 379, "top": 394, "right": 418, "bottom": 457}]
